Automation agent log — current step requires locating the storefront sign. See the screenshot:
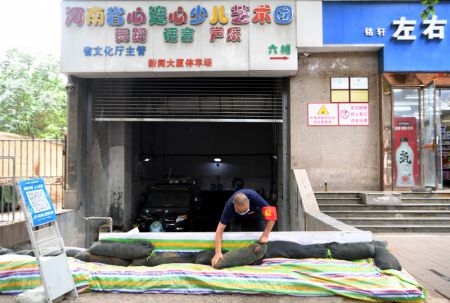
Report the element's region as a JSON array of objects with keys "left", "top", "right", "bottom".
[
  {"left": 323, "top": 2, "right": 450, "bottom": 72},
  {"left": 338, "top": 103, "right": 369, "bottom": 126},
  {"left": 61, "top": 1, "right": 297, "bottom": 76},
  {"left": 393, "top": 117, "right": 419, "bottom": 187}
]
